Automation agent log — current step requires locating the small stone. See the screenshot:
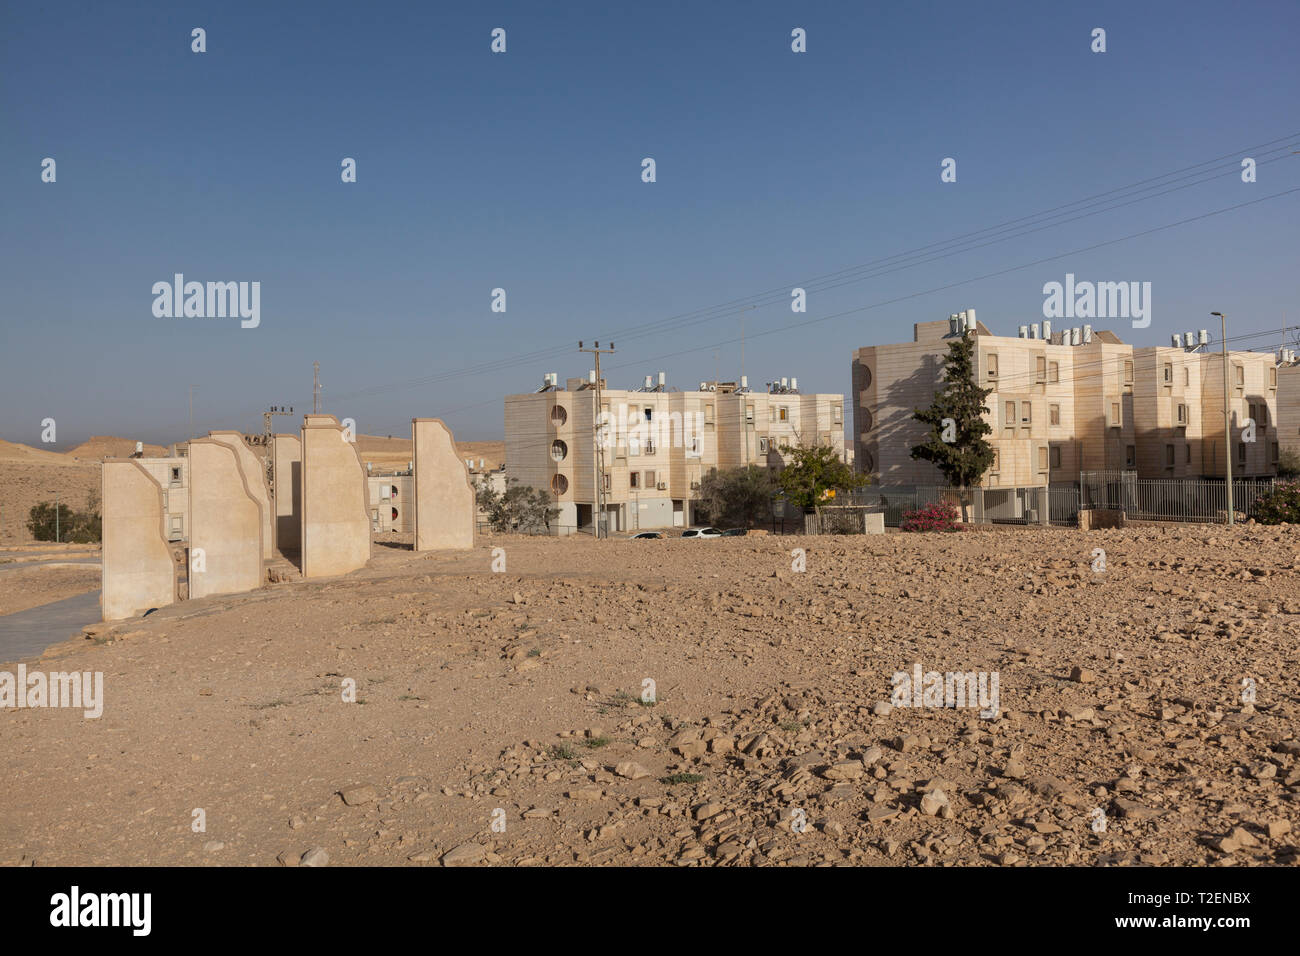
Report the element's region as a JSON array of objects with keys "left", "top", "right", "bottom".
[
  {"left": 695, "top": 802, "right": 724, "bottom": 821},
  {"left": 920, "top": 789, "right": 950, "bottom": 816},
  {"left": 203, "top": 840, "right": 224, "bottom": 852},
  {"left": 300, "top": 847, "right": 329, "bottom": 867},
  {"left": 339, "top": 785, "right": 378, "bottom": 806},
  {"left": 1267, "top": 820, "right": 1291, "bottom": 840},
  {"left": 614, "top": 761, "right": 651, "bottom": 780},
  {"left": 276, "top": 850, "right": 300, "bottom": 866},
  {"left": 567, "top": 787, "right": 604, "bottom": 802},
  {"left": 441, "top": 842, "right": 487, "bottom": 867},
  {"left": 1003, "top": 759, "right": 1027, "bottom": 780},
  {"left": 872, "top": 701, "right": 894, "bottom": 716},
  {"left": 1070, "top": 666, "right": 1096, "bottom": 684}
]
